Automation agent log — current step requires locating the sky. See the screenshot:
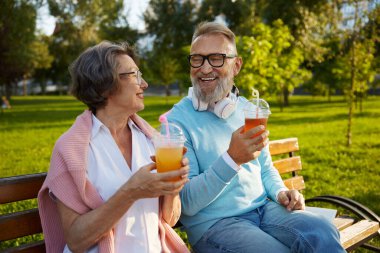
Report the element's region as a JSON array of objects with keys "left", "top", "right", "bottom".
[{"left": 36, "top": 0, "right": 150, "bottom": 35}]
